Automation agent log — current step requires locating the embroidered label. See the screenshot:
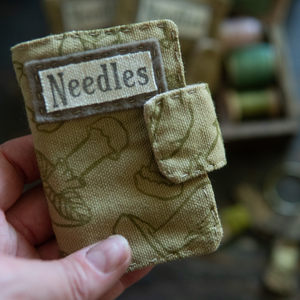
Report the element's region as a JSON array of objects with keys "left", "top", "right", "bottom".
[
  {"left": 39, "top": 52, "right": 157, "bottom": 113},
  {"left": 136, "top": 0, "right": 212, "bottom": 40},
  {"left": 25, "top": 39, "right": 167, "bottom": 123},
  {"left": 61, "top": 0, "right": 116, "bottom": 31}
]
